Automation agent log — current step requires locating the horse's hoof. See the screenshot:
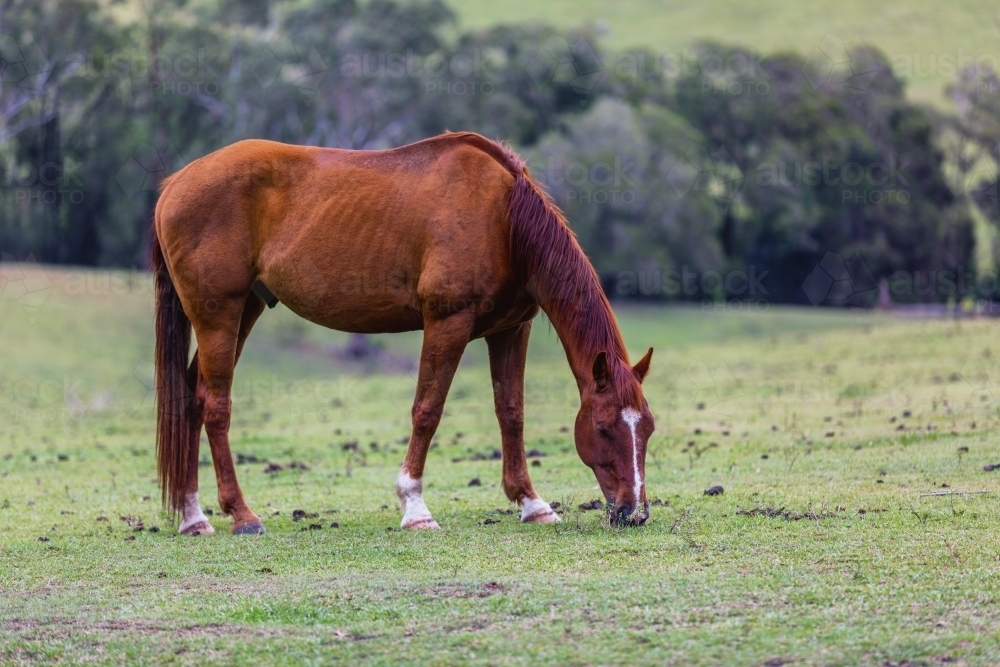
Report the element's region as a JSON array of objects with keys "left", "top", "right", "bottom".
[
  {"left": 179, "top": 521, "right": 215, "bottom": 536},
  {"left": 520, "top": 497, "right": 561, "bottom": 523},
  {"left": 232, "top": 521, "right": 266, "bottom": 536},
  {"left": 401, "top": 517, "right": 440, "bottom": 529},
  {"left": 522, "top": 509, "right": 561, "bottom": 524}
]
